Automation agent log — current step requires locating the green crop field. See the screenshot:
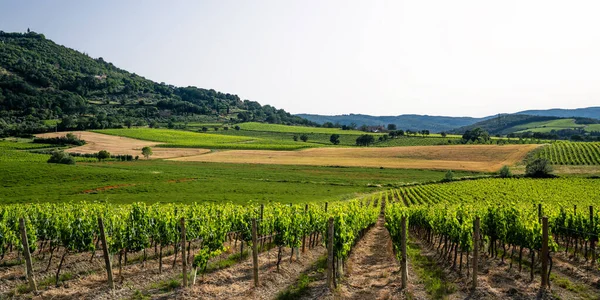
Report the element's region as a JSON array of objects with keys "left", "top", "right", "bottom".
[
  {"left": 0, "top": 139, "right": 53, "bottom": 149},
  {"left": 392, "top": 177, "right": 599, "bottom": 207},
  {"left": 586, "top": 124, "right": 600, "bottom": 132},
  {"left": 537, "top": 141, "right": 600, "bottom": 165},
  {"left": 513, "top": 118, "right": 592, "bottom": 133},
  {"left": 386, "top": 177, "right": 600, "bottom": 281},
  {"left": 0, "top": 139, "right": 479, "bottom": 204},
  {"left": 94, "top": 128, "right": 312, "bottom": 150},
  {"left": 237, "top": 122, "right": 374, "bottom": 135}
]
